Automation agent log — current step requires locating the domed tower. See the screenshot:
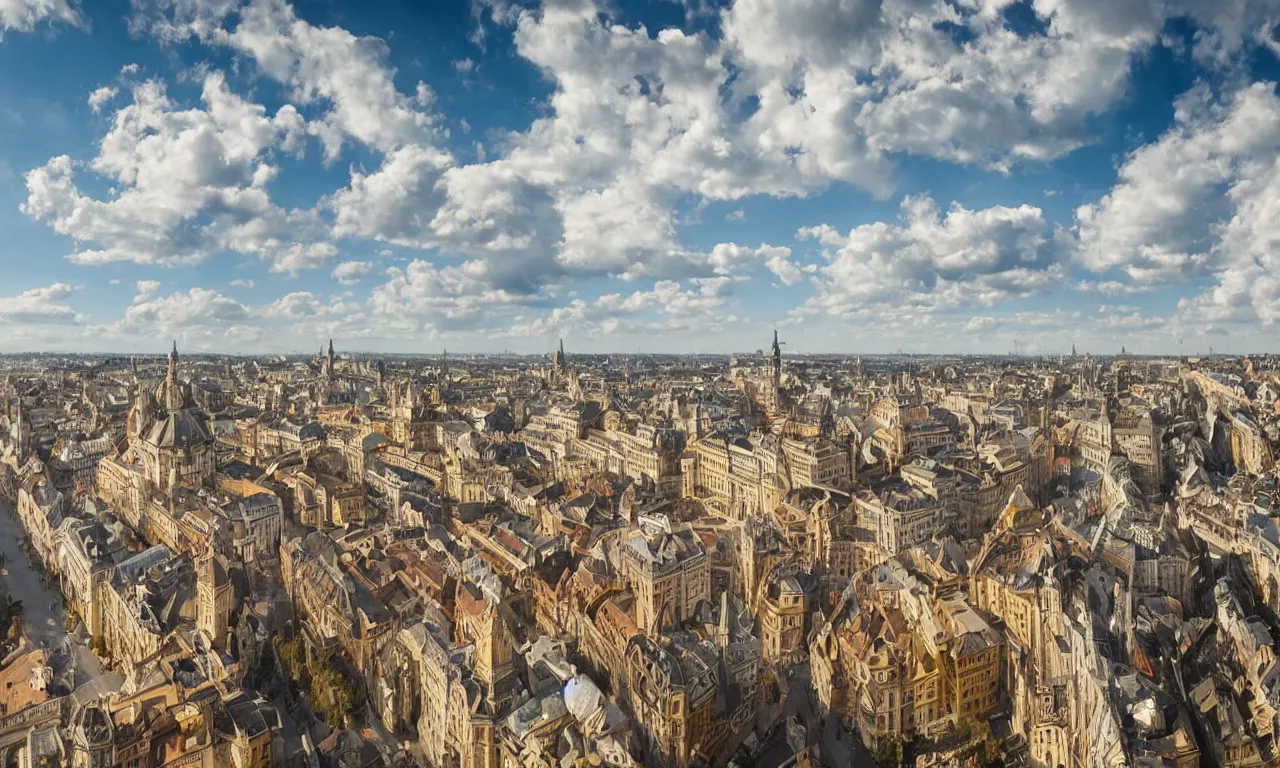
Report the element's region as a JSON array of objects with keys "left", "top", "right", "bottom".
[{"left": 134, "top": 342, "right": 216, "bottom": 493}]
